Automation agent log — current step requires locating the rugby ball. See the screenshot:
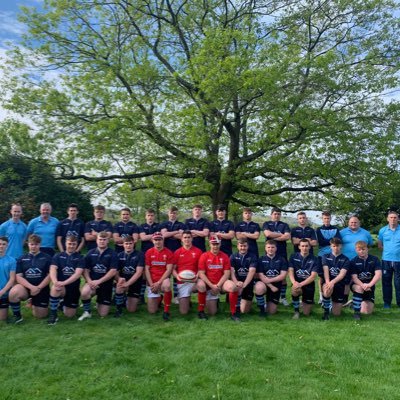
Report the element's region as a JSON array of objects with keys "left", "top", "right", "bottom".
[{"left": 178, "top": 269, "right": 196, "bottom": 282}]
